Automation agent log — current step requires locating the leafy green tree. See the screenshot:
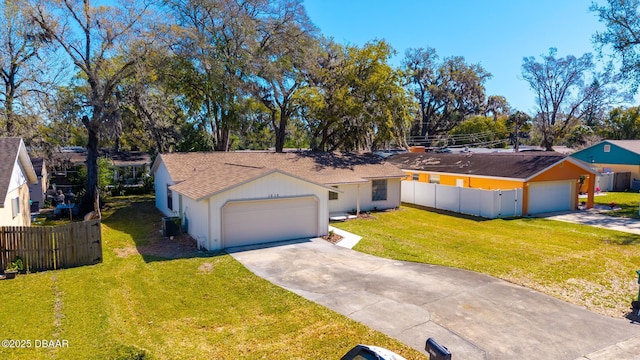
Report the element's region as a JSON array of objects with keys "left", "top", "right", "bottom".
[
  {"left": 403, "top": 47, "right": 491, "bottom": 142},
  {"left": 601, "top": 106, "right": 640, "bottom": 139},
  {"left": 506, "top": 111, "right": 532, "bottom": 152},
  {"left": 247, "top": 0, "right": 317, "bottom": 153},
  {"left": 298, "top": 39, "right": 413, "bottom": 151},
  {"left": 450, "top": 116, "right": 509, "bottom": 148},
  {"left": 32, "top": 0, "right": 160, "bottom": 214},
  {"left": 485, "top": 95, "right": 510, "bottom": 121},
  {"left": 165, "top": 0, "right": 254, "bottom": 152}
]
